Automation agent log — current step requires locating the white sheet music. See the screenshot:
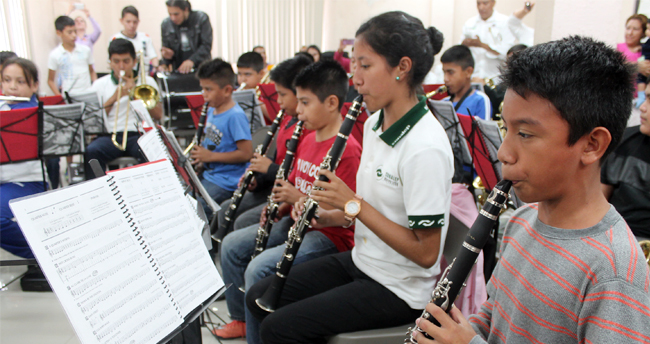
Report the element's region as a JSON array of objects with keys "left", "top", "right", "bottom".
[
  {"left": 9, "top": 178, "right": 182, "bottom": 344},
  {"left": 138, "top": 129, "right": 171, "bottom": 162},
  {"left": 108, "top": 159, "right": 223, "bottom": 316}
]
